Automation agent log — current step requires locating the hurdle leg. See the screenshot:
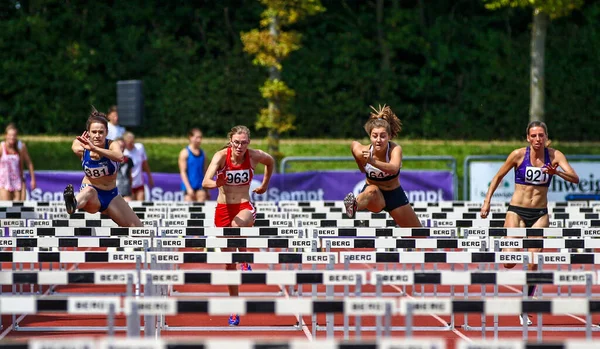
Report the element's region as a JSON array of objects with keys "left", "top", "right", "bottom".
[
  {"left": 343, "top": 256, "right": 350, "bottom": 340},
  {"left": 522, "top": 255, "right": 529, "bottom": 342},
  {"left": 311, "top": 229, "right": 318, "bottom": 339},
  {"left": 536, "top": 254, "right": 543, "bottom": 342},
  {"left": 375, "top": 275, "right": 383, "bottom": 338},
  {"left": 585, "top": 274, "right": 592, "bottom": 340},
  {"left": 325, "top": 245, "right": 334, "bottom": 338},
  {"left": 354, "top": 275, "right": 362, "bottom": 340}
]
